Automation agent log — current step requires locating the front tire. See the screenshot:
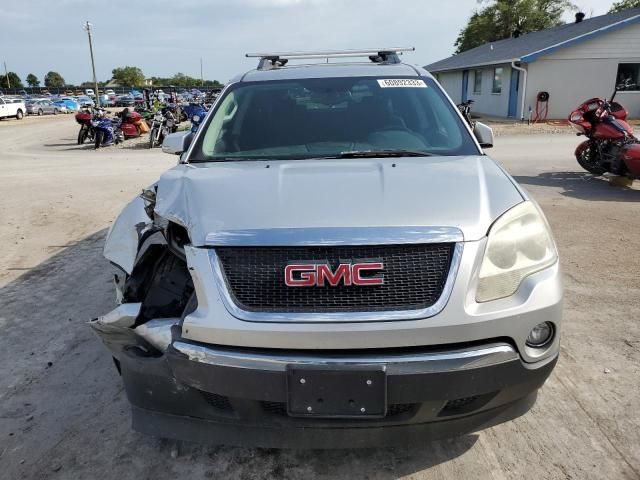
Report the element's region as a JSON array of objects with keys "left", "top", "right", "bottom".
[
  {"left": 94, "top": 130, "right": 103, "bottom": 149},
  {"left": 38, "top": 109, "right": 43, "bottom": 116},
  {"left": 16, "top": 110, "right": 23, "bottom": 120},
  {"left": 78, "top": 127, "right": 88, "bottom": 145},
  {"left": 576, "top": 144, "right": 607, "bottom": 175},
  {"left": 53, "top": 108, "right": 58, "bottom": 115},
  {"left": 149, "top": 127, "right": 158, "bottom": 148}
]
